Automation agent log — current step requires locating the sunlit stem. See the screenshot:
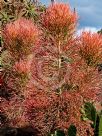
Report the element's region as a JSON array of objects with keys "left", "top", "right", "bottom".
[{"left": 58, "top": 40, "right": 62, "bottom": 94}]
